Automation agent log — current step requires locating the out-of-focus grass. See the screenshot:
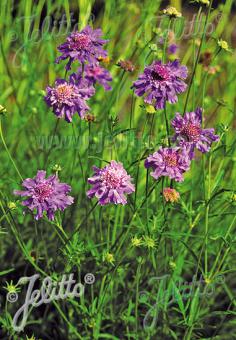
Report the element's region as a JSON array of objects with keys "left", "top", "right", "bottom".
[{"left": 0, "top": 0, "right": 236, "bottom": 339}]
